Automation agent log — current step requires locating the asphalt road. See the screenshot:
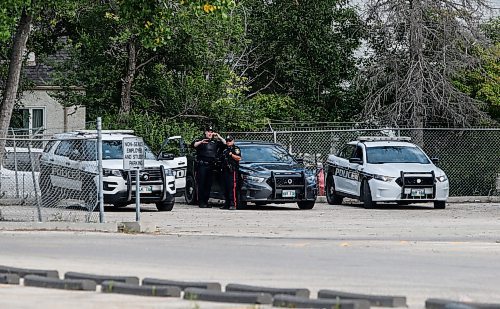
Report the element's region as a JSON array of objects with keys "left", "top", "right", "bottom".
[{"left": 0, "top": 200, "right": 499, "bottom": 308}]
